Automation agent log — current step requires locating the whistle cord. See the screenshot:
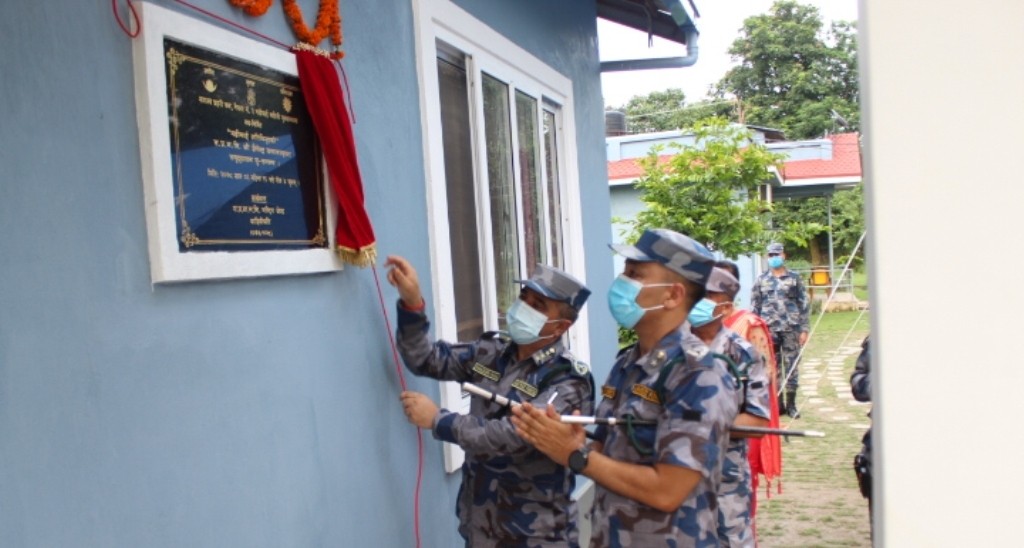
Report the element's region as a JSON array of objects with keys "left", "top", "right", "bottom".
[{"left": 371, "top": 264, "right": 423, "bottom": 548}]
